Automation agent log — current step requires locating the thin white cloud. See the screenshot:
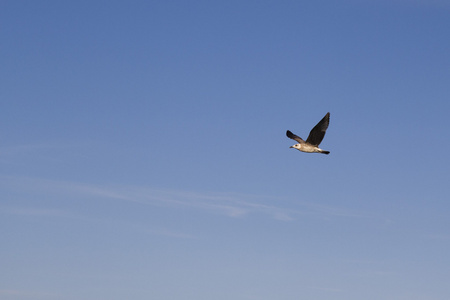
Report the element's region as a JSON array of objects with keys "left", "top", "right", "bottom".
[{"left": 0, "top": 175, "right": 368, "bottom": 221}]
